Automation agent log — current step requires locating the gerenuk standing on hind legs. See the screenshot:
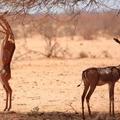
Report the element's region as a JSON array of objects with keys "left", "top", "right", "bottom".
[{"left": 0, "top": 13, "right": 15, "bottom": 111}]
